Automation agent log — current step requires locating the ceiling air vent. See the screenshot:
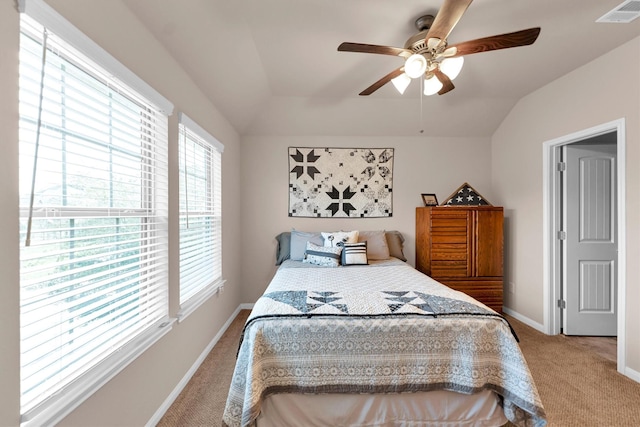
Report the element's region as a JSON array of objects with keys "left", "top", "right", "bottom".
[{"left": 597, "top": 0, "right": 640, "bottom": 23}]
